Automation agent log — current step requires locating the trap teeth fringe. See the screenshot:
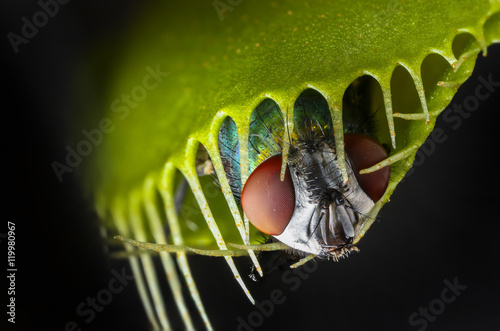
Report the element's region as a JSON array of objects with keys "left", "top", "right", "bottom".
[
  {"left": 109, "top": 174, "right": 213, "bottom": 330},
  {"left": 100, "top": 6, "right": 500, "bottom": 329}
]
